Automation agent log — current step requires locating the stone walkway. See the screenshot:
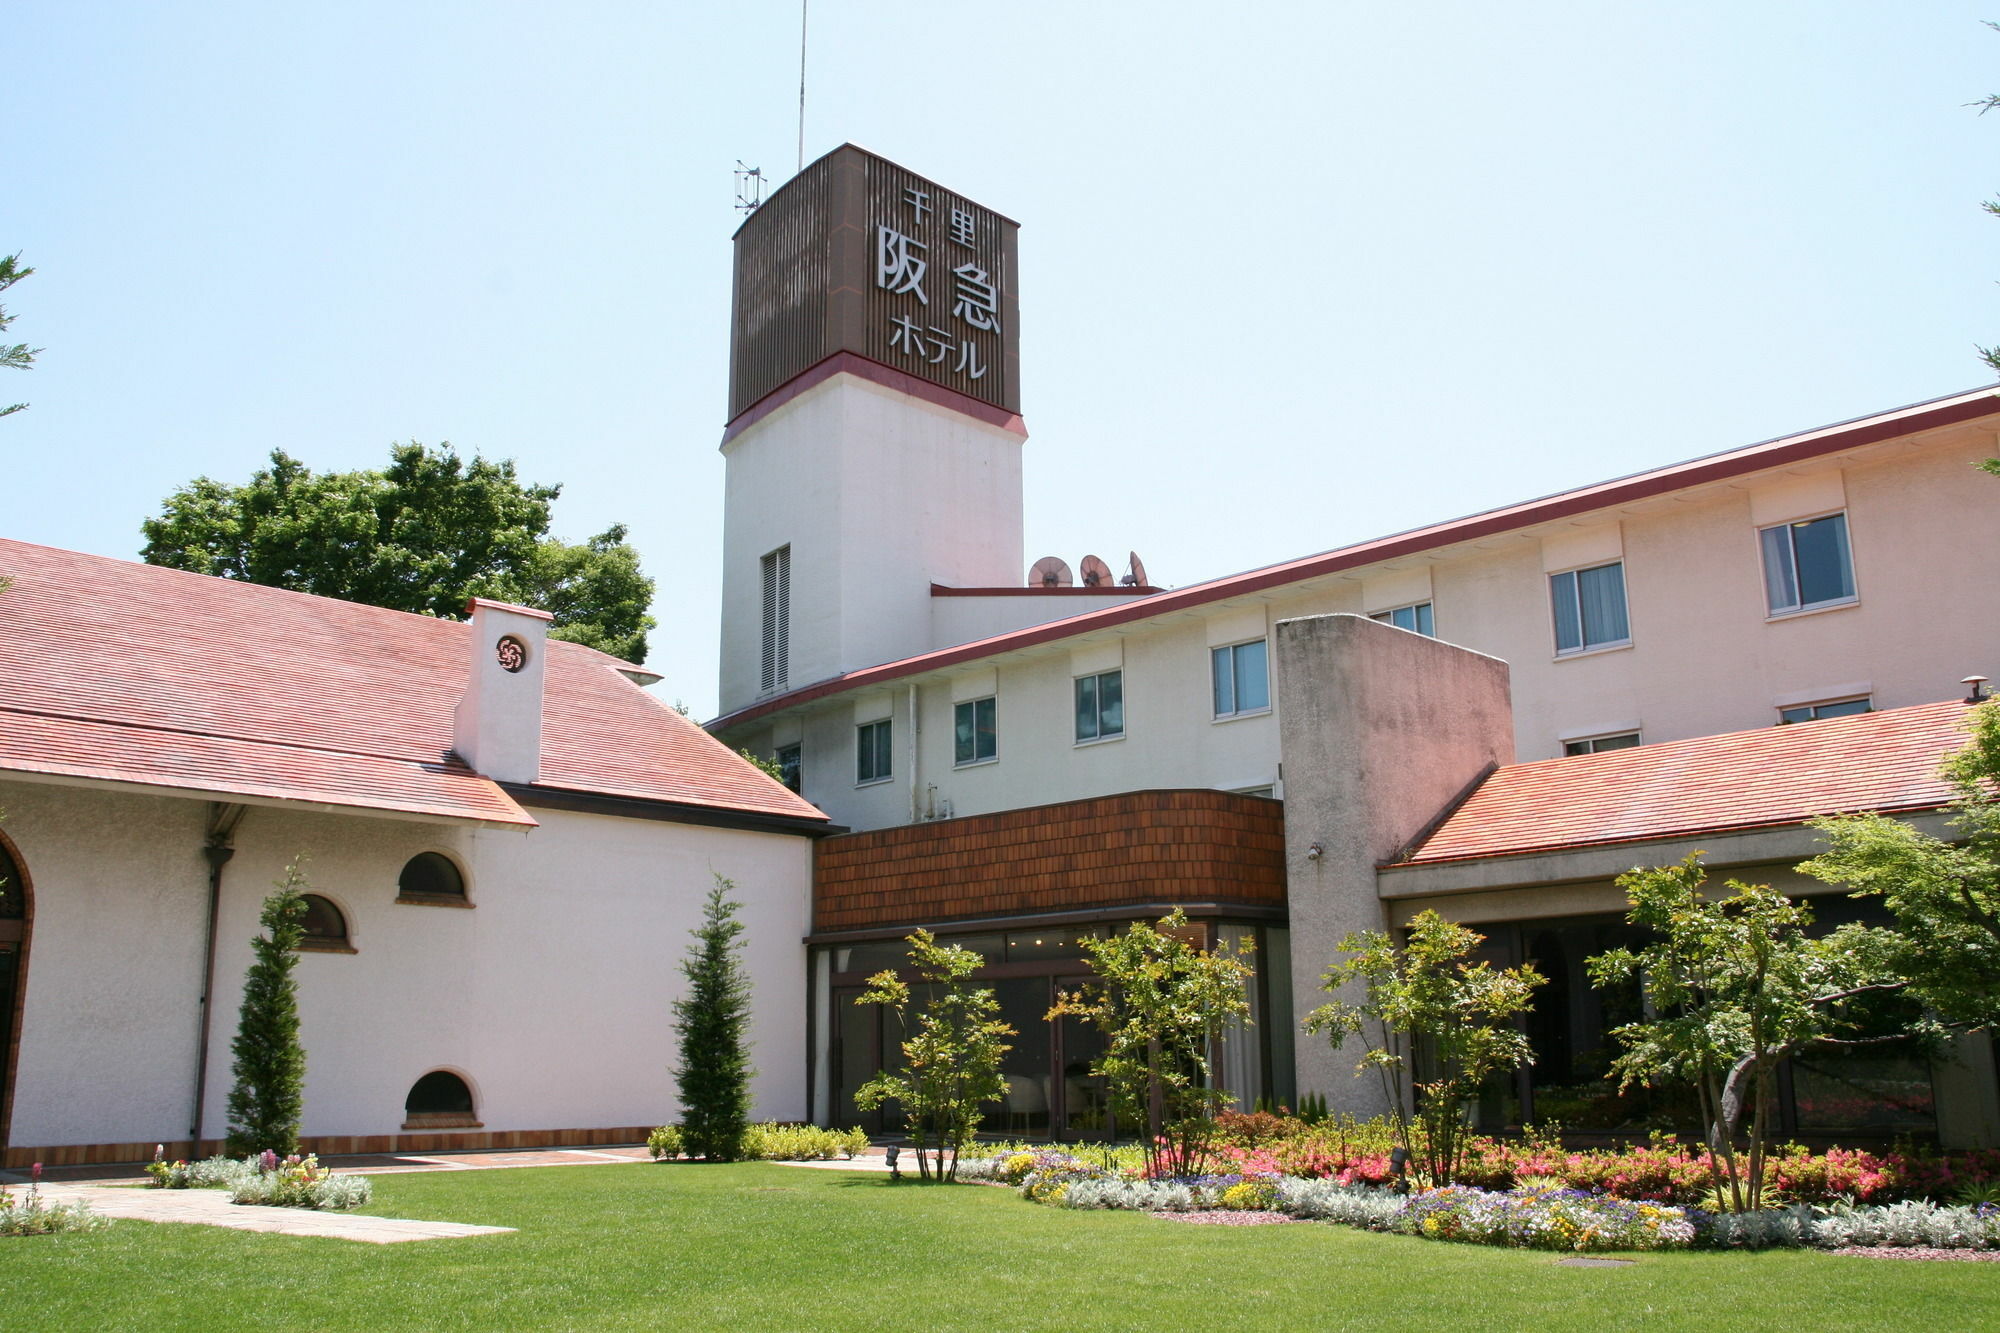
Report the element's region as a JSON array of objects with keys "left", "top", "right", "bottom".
[{"left": 29, "top": 1180, "right": 514, "bottom": 1244}]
